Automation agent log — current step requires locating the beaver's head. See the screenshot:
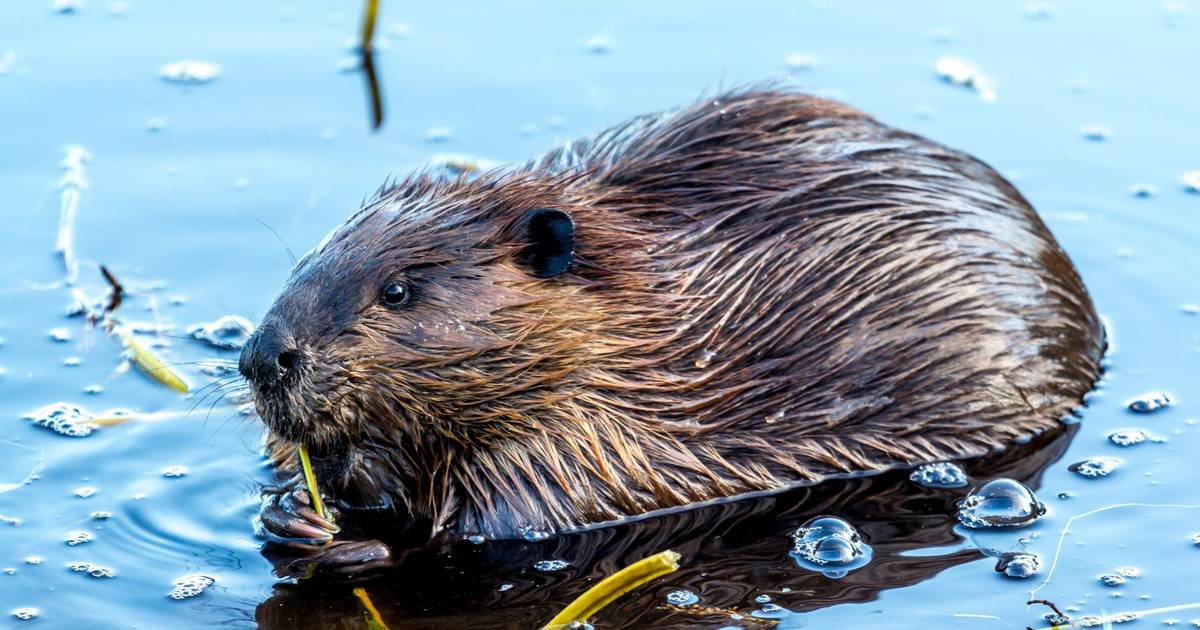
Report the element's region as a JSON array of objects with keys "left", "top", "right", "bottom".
[{"left": 239, "top": 175, "right": 592, "bottom": 498}]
